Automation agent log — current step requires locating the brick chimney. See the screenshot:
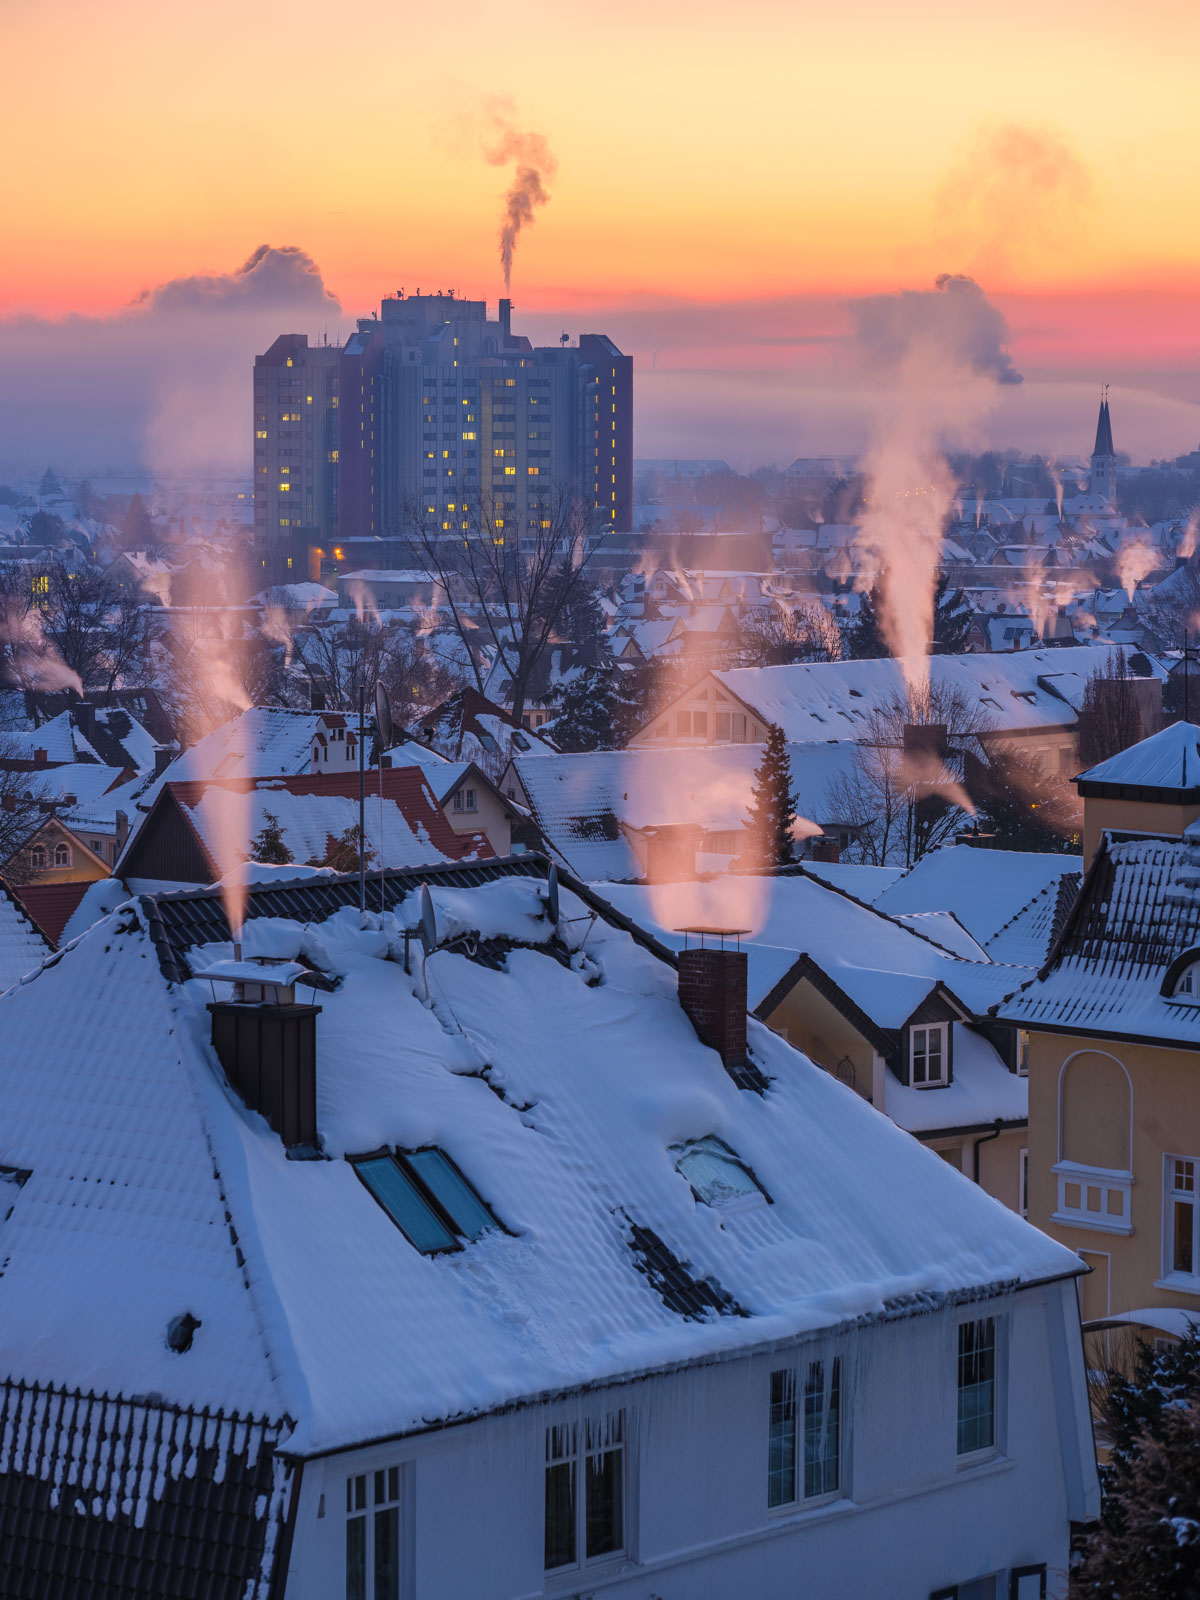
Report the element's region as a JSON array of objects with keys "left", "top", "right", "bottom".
[
  {"left": 677, "top": 931, "right": 749, "bottom": 1073},
  {"left": 33, "top": 748, "right": 47, "bottom": 767},
  {"left": 809, "top": 835, "right": 840, "bottom": 864}
]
